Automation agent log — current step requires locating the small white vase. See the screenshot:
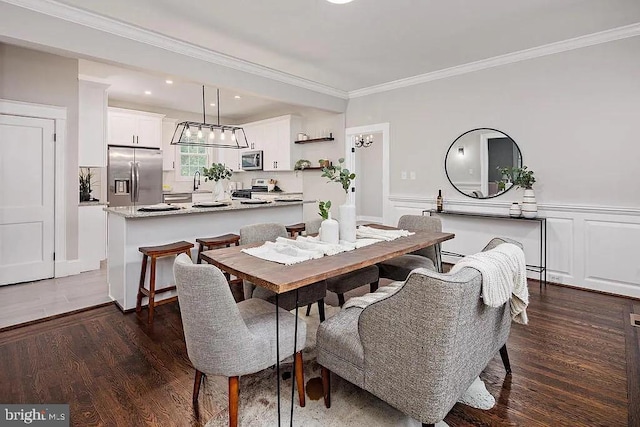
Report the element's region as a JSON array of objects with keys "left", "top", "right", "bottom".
[
  {"left": 319, "top": 213, "right": 339, "bottom": 244},
  {"left": 521, "top": 188, "right": 538, "bottom": 218},
  {"left": 339, "top": 203, "right": 357, "bottom": 243},
  {"left": 213, "top": 180, "right": 224, "bottom": 201},
  {"left": 509, "top": 202, "right": 522, "bottom": 218}
]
